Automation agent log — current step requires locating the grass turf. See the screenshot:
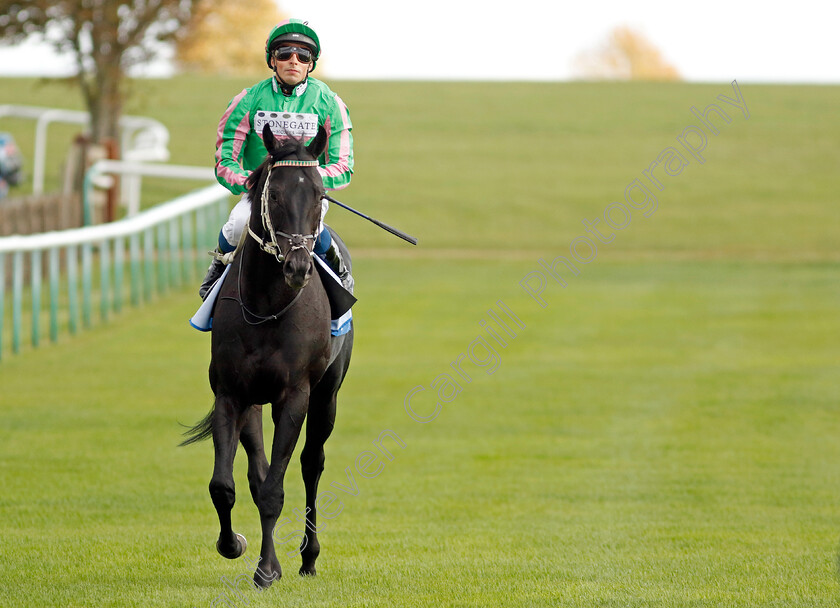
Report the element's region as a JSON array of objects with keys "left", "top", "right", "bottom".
[
  {"left": 1, "top": 258, "right": 838, "bottom": 607},
  {"left": 0, "top": 77, "right": 839, "bottom": 606},
  {"left": 1, "top": 78, "right": 838, "bottom": 257}
]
